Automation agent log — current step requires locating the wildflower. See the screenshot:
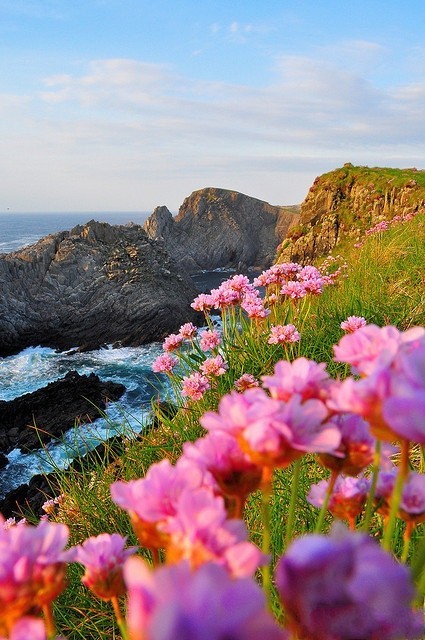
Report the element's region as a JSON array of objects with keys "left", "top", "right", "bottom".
[
  {"left": 68, "top": 533, "right": 137, "bottom": 600},
  {"left": 162, "top": 332, "right": 184, "bottom": 352},
  {"left": 199, "top": 355, "right": 228, "bottom": 378},
  {"left": 199, "top": 329, "right": 221, "bottom": 351},
  {"left": 240, "top": 290, "right": 270, "bottom": 319},
  {"left": 280, "top": 281, "right": 307, "bottom": 299},
  {"left": 152, "top": 352, "right": 178, "bottom": 374},
  {"left": 318, "top": 413, "right": 375, "bottom": 476},
  {"left": 307, "top": 475, "right": 370, "bottom": 528},
  {"left": 181, "top": 372, "right": 210, "bottom": 401},
  {"left": 275, "top": 525, "right": 423, "bottom": 640},
  {"left": 262, "top": 357, "right": 331, "bottom": 402},
  {"left": 124, "top": 559, "right": 287, "bottom": 640},
  {"left": 0, "top": 617, "right": 48, "bottom": 640},
  {"left": 178, "top": 322, "right": 197, "bottom": 340},
  {"left": 42, "top": 495, "right": 64, "bottom": 516},
  {"left": 376, "top": 469, "right": 425, "bottom": 525},
  {"left": 340, "top": 315, "right": 367, "bottom": 333},
  {"left": 268, "top": 324, "right": 300, "bottom": 345},
  {"left": 234, "top": 373, "right": 259, "bottom": 392},
  {"left": 191, "top": 293, "right": 213, "bottom": 312}
]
